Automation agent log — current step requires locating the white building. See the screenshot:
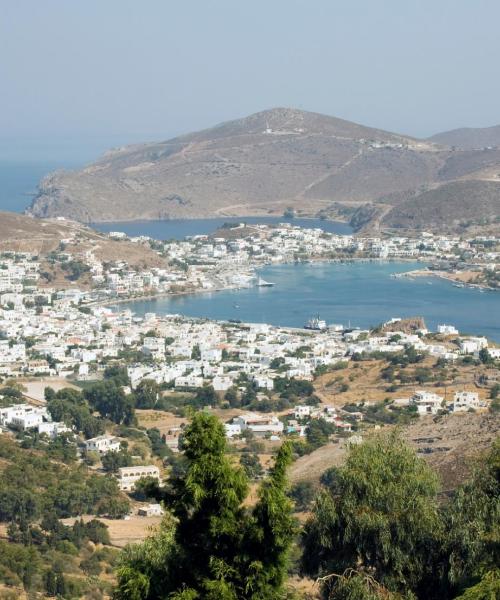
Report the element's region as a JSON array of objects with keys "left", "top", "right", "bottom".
[
  {"left": 294, "top": 405, "right": 312, "bottom": 420},
  {"left": 450, "top": 391, "right": 480, "bottom": 412},
  {"left": 410, "top": 390, "right": 444, "bottom": 415},
  {"left": 117, "top": 465, "right": 160, "bottom": 491},
  {"left": 225, "top": 423, "right": 242, "bottom": 438},
  {"left": 138, "top": 503, "right": 164, "bottom": 517},
  {"left": 85, "top": 435, "right": 121, "bottom": 454},
  {"left": 437, "top": 324, "right": 459, "bottom": 335},
  {"left": 233, "top": 413, "right": 284, "bottom": 437}
]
